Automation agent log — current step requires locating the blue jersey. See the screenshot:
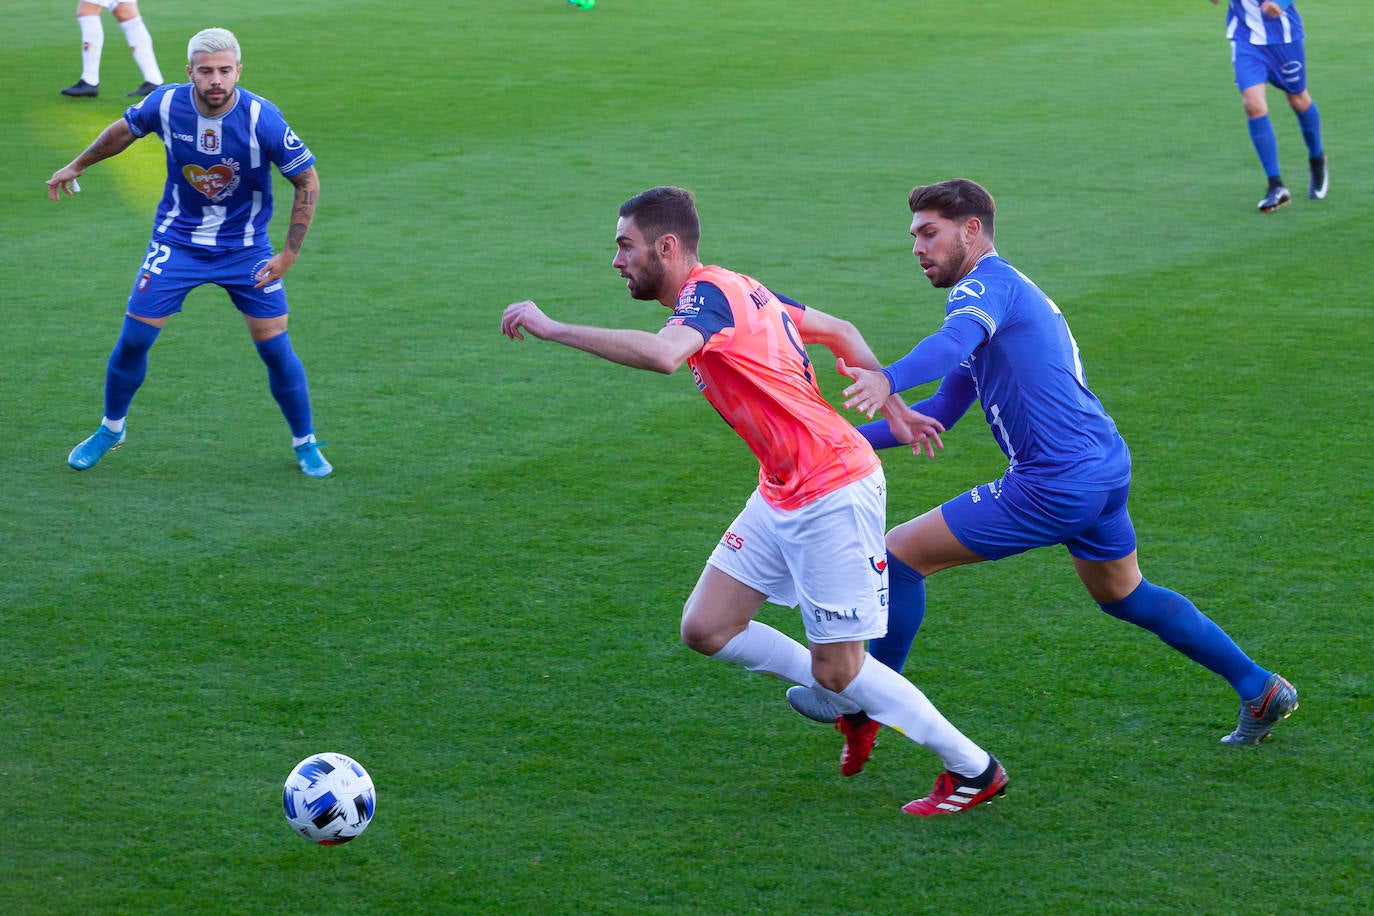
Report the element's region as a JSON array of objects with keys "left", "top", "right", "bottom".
[
  {"left": 942, "top": 254, "right": 1130, "bottom": 490},
  {"left": 124, "top": 84, "right": 315, "bottom": 251},
  {"left": 1223, "top": 1, "right": 1303, "bottom": 46}
]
